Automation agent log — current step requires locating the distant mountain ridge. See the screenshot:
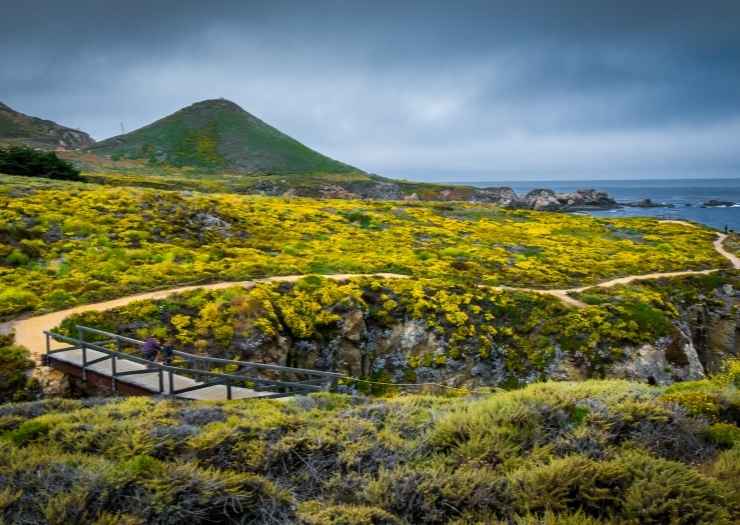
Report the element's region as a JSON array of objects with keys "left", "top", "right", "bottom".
[
  {"left": 0, "top": 102, "right": 95, "bottom": 150},
  {"left": 87, "top": 98, "right": 356, "bottom": 174}
]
